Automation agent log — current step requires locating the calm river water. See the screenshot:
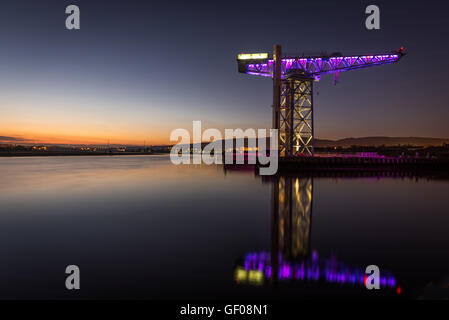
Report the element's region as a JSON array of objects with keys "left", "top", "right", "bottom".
[{"left": 0, "top": 155, "right": 448, "bottom": 299}]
